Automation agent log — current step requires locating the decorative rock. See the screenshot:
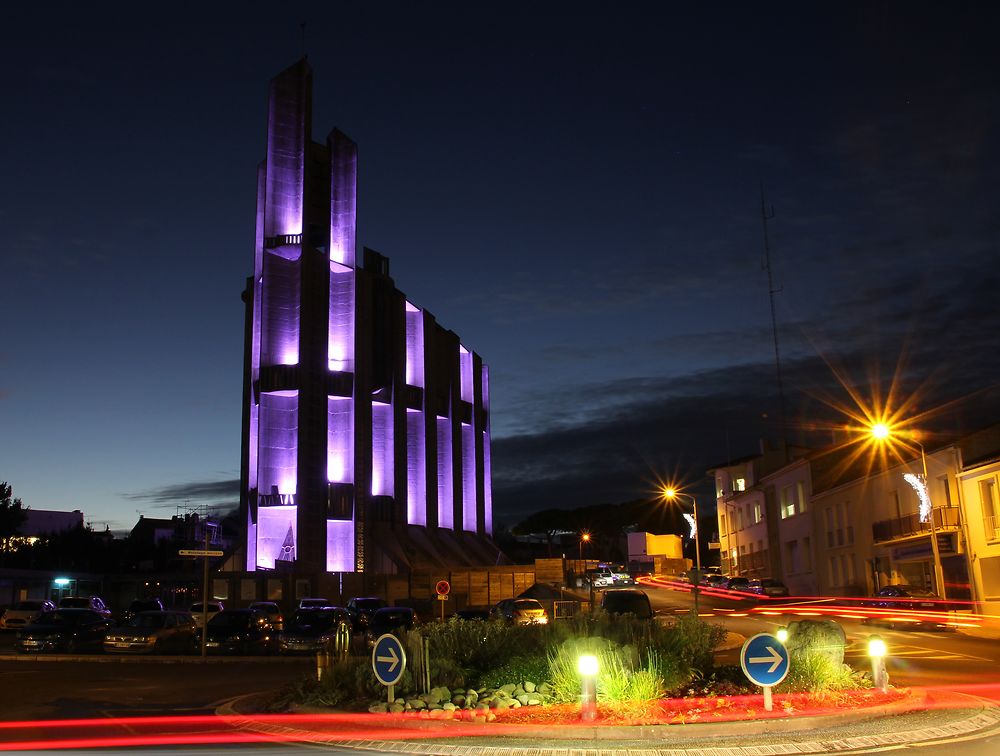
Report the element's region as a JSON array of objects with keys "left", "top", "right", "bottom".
[
  {"left": 432, "top": 686, "right": 453, "bottom": 702},
  {"left": 442, "top": 702, "right": 456, "bottom": 711},
  {"left": 538, "top": 683, "right": 552, "bottom": 694},
  {"left": 428, "top": 703, "right": 442, "bottom": 710},
  {"left": 428, "top": 708, "right": 445, "bottom": 719},
  {"left": 524, "top": 681, "right": 536, "bottom": 693},
  {"left": 408, "top": 698, "right": 427, "bottom": 710},
  {"left": 492, "top": 698, "right": 510, "bottom": 710},
  {"left": 527, "top": 697, "right": 541, "bottom": 705},
  {"left": 513, "top": 685, "right": 525, "bottom": 697},
  {"left": 389, "top": 703, "right": 405, "bottom": 714},
  {"left": 499, "top": 683, "right": 516, "bottom": 695},
  {"left": 486, "top": 711, "right": 497, "bottom": 722},
  {"left": 510, "top": 699, "right": 521, "bottom": 708},
  {"left": 516, "top": 694, "right": 529, "bottom": 705},
  {"left": 475, "top": 702, "right": 490, "bottom": 711},
  {"left": 452, "top": 694, "right": 466, "bottom": 706},
  {"left": 368, "top": 703, "right": 388, "bottom": 713}
]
